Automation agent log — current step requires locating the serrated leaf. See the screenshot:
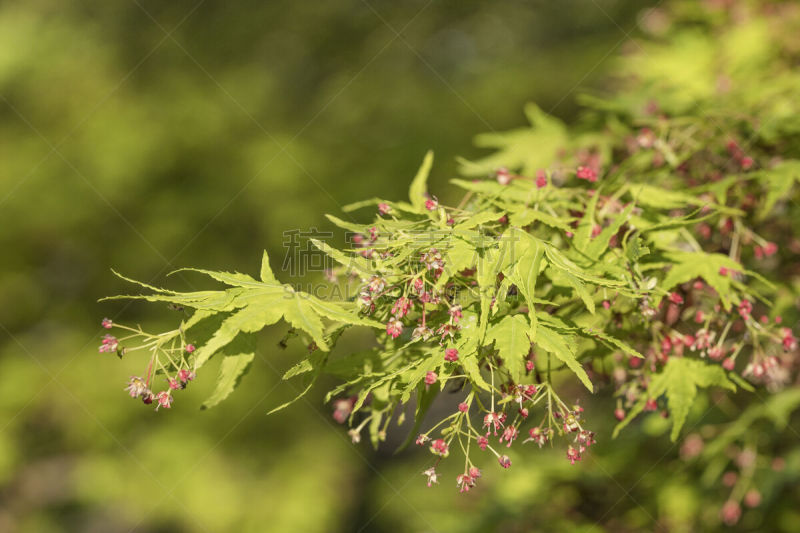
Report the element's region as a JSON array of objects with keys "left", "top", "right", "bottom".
[
  {"left": 201, "top": 351, "right": 255, "bottom": 409},
  {"left": 458, "top": 103, "right": 567, "bottom": 177},
  {"left": 409, "top": 150, "right": 434, "bottom": 212},
  {"left": 535, "top": 324, "right": 593, "bottom": 391},
  {"left": 658, "top": 251, "right": 743, "bottom": 310},
  {"left": 756, "top": 160, "right": 800, "bottom": 217},
  {"left": 584, "top": 204, "right": 634, "bottom": 260},
  {"left": 487, "top": 314, "right": 531, "bottom": 384},
  {"left": 613, "top": 358, "right": 736, "bottom": 441}
]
